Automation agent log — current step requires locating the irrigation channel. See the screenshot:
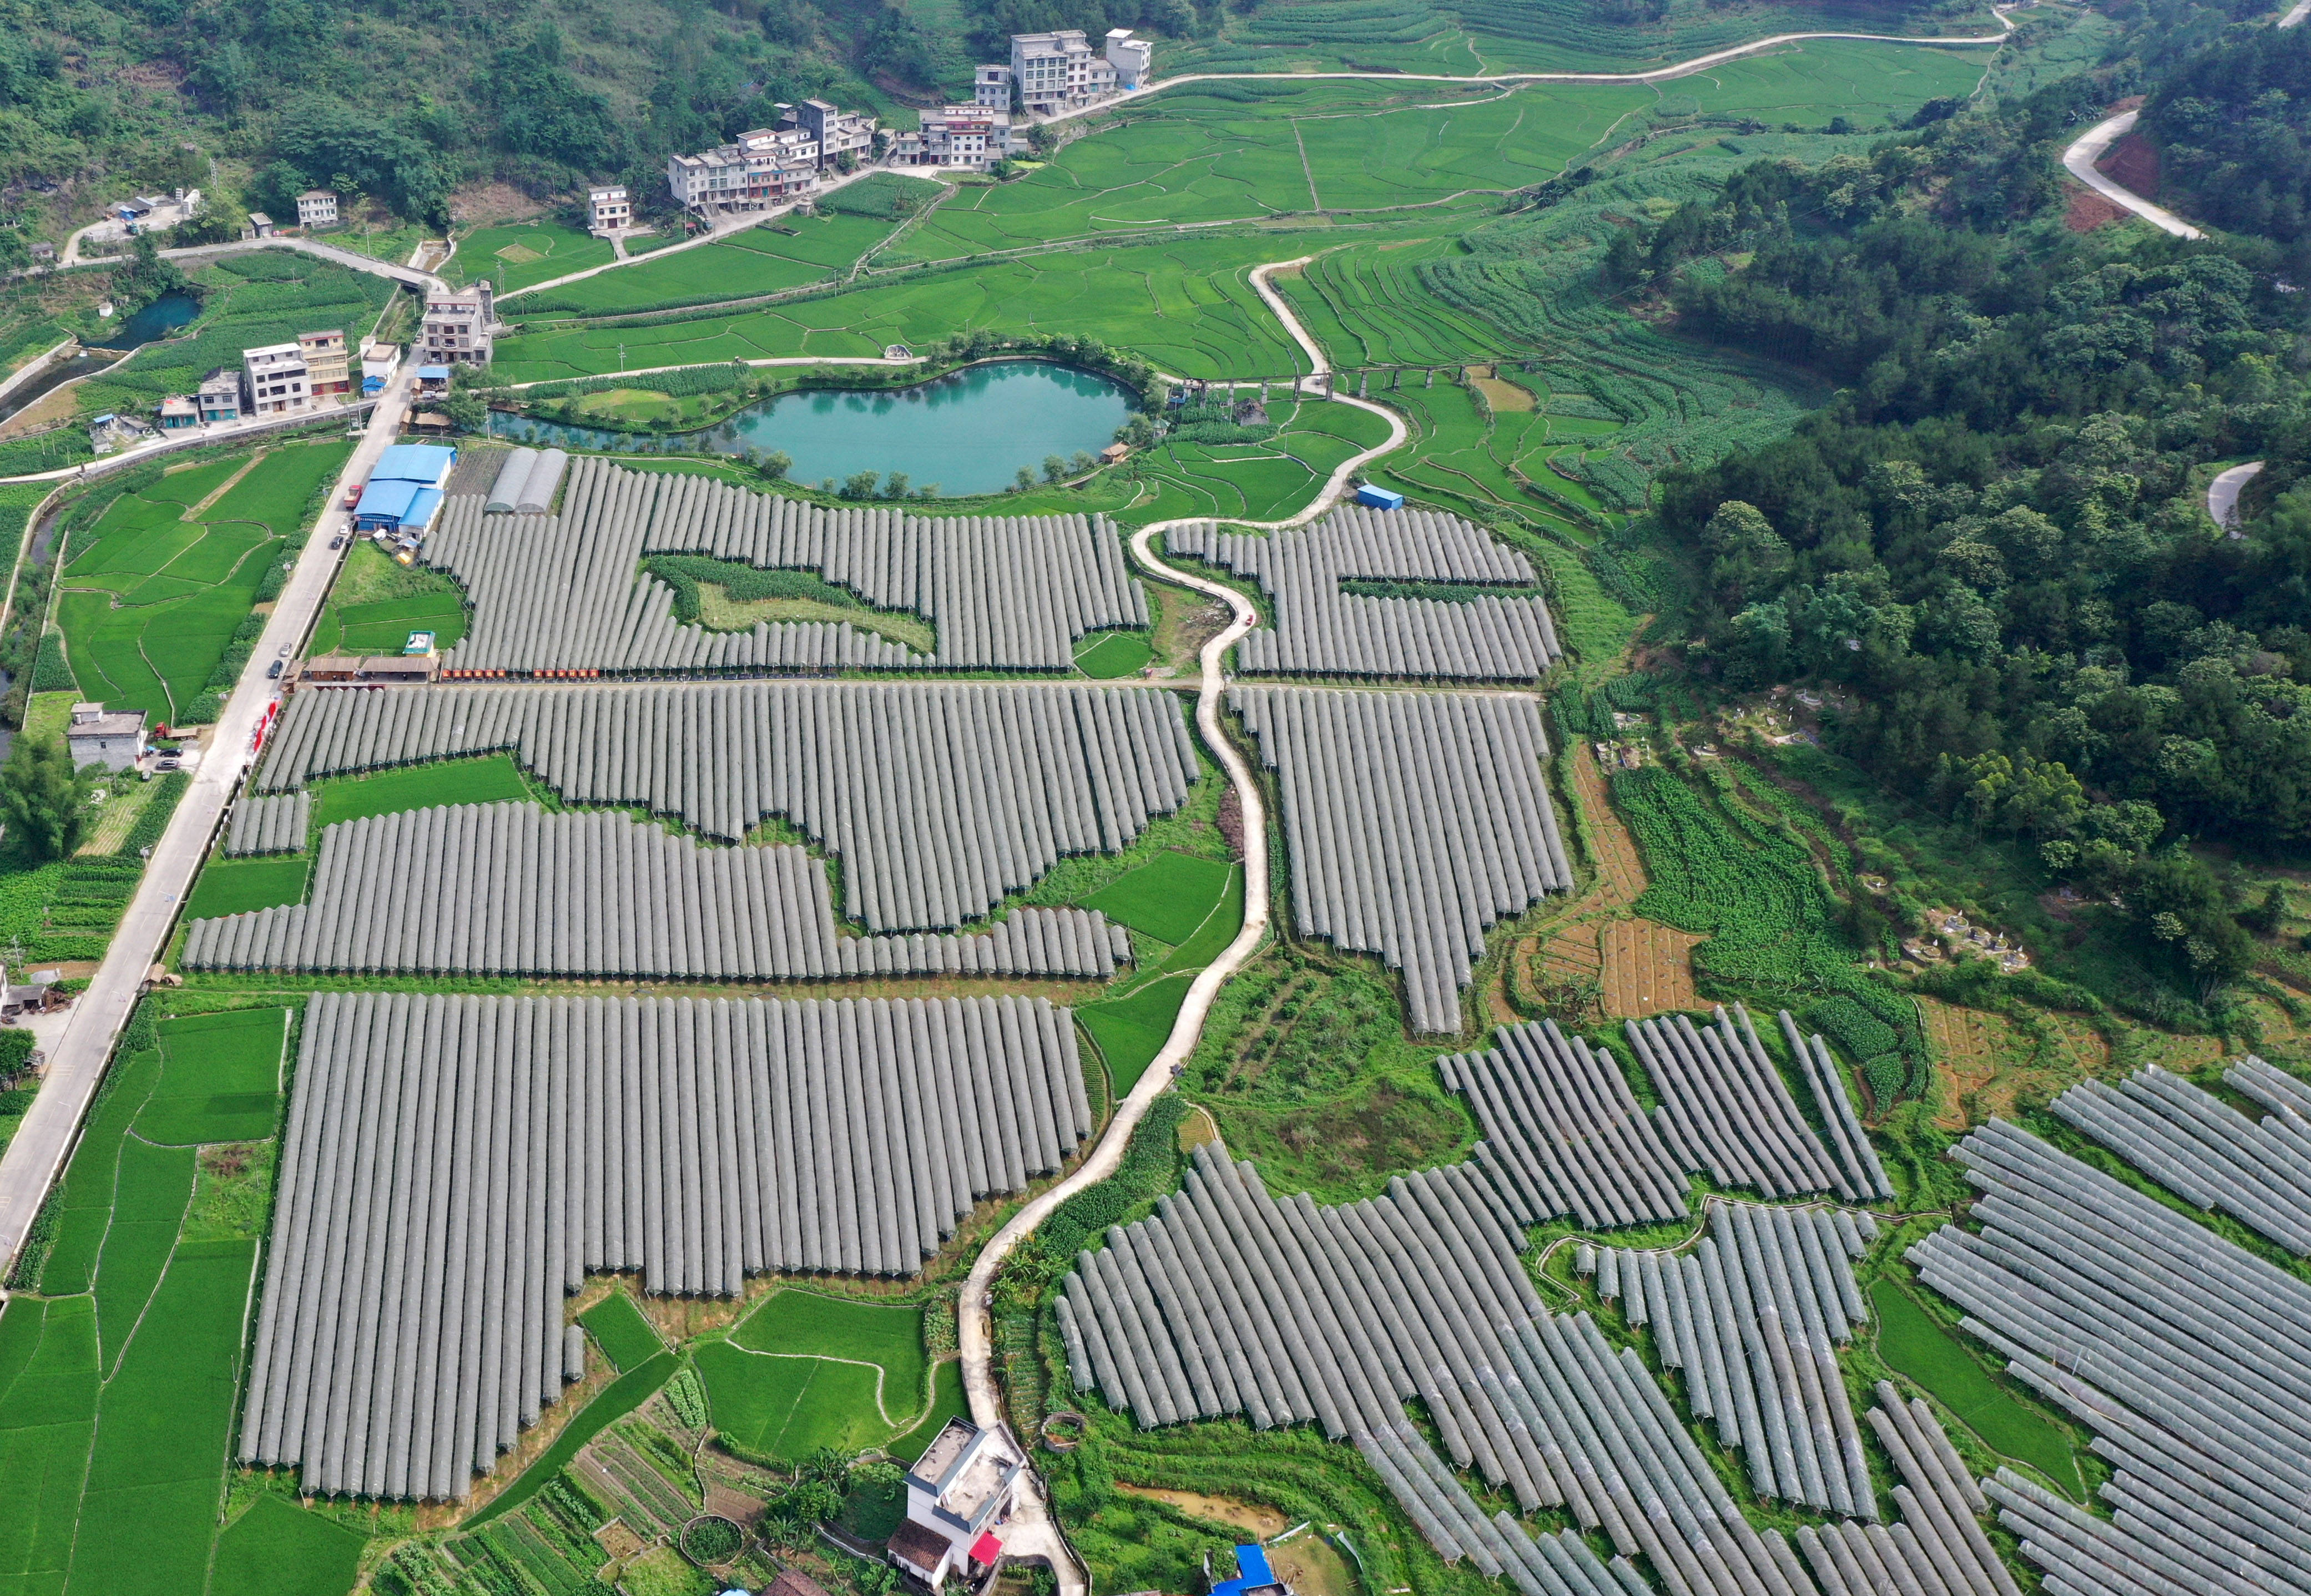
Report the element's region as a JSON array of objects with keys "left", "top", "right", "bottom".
[{"left": 489, "top": 359, "right": 1134, "bottom": 495}]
